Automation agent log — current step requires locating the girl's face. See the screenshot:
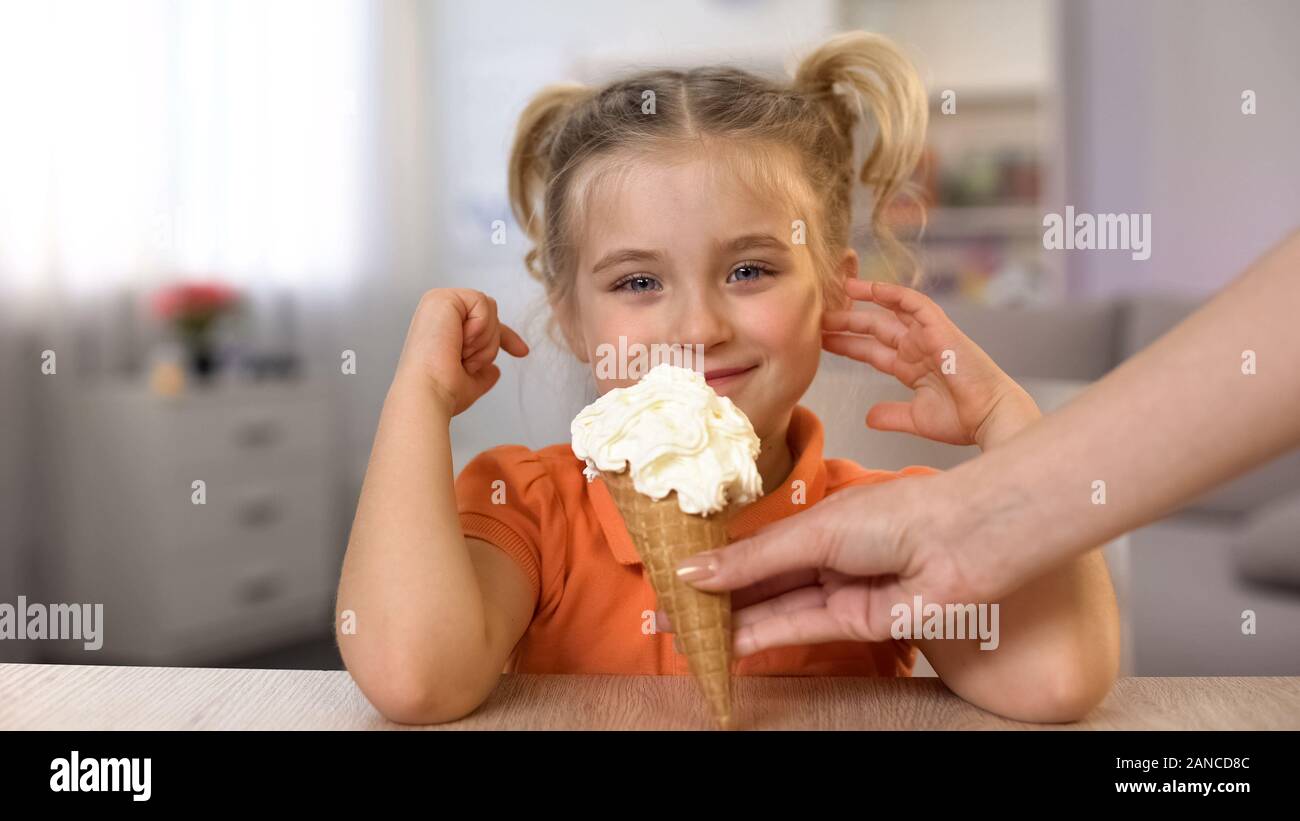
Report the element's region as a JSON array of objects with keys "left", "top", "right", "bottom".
[{"left": 564, "top": 153, "right": 852, "bottom": 441}]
